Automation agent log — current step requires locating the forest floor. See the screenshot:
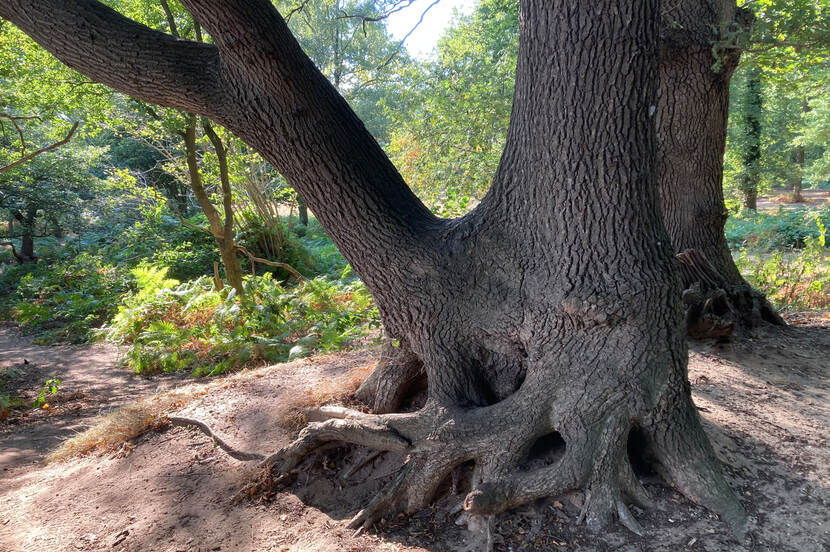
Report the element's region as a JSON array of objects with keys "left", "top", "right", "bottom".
[
  {"left": 0, "top": 315, "right": 828, "bottom": 552},
  {"left": 756, "top": 188, "right": 830, "bottom": 212}
]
